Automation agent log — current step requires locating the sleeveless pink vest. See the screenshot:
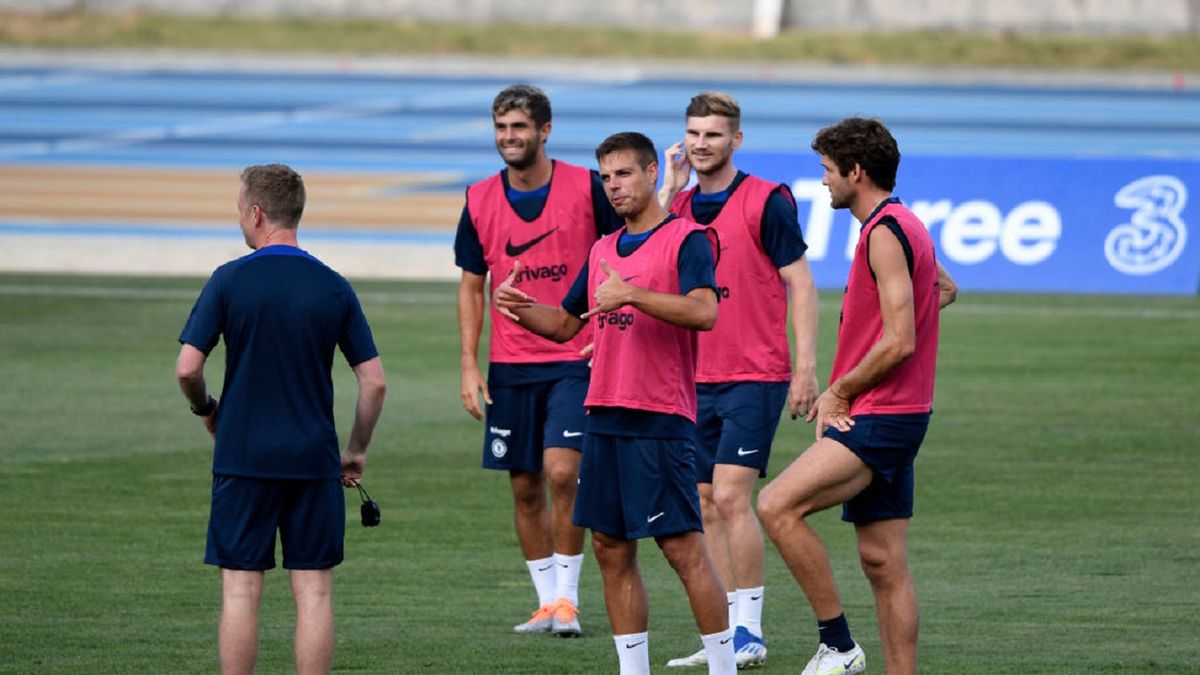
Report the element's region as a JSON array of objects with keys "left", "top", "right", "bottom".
[
  {"left": 584, "top": 217, "right": 716, "bottom": 421},
  {"left": 671, "top": 175, "right": 792, "bottom": 383},
  {"left": 467, "top": 161, "right": 596, "bottom": 363},
  {"left": 831, "top": 200, "right": 940, "bottom": 415}
]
